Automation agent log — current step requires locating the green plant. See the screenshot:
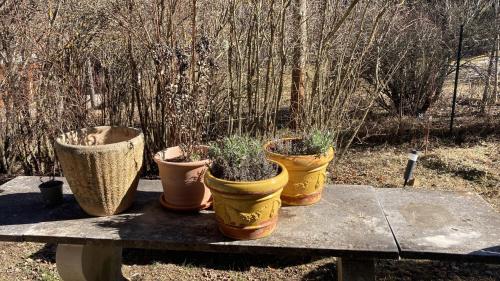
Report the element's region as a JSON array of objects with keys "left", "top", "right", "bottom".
[
  {"left": 40, "top": 268, "right": 60, "bottom": 281},
  {"left": 208, "top": 136, "right": 278, "bottom": 181},
  {"left": 271, "top": 130, "right": 334, "bottom": 156},
  {"left": 302, "top": 130, "right": 334, "bottom": 155}
]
